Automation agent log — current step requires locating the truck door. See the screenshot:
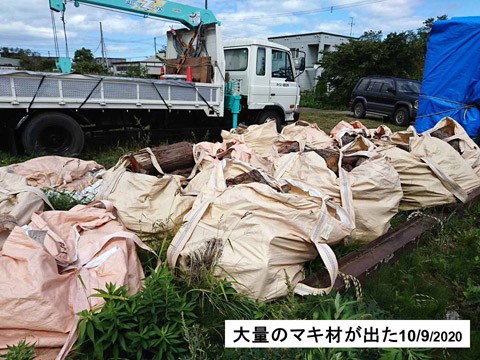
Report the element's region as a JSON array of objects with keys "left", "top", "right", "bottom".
[
  {"left": 269, "top": 49, "right": 298, "bottom": 115},
  {"left": 249, "top": 46, "right": 270, "bottom": 105}
]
